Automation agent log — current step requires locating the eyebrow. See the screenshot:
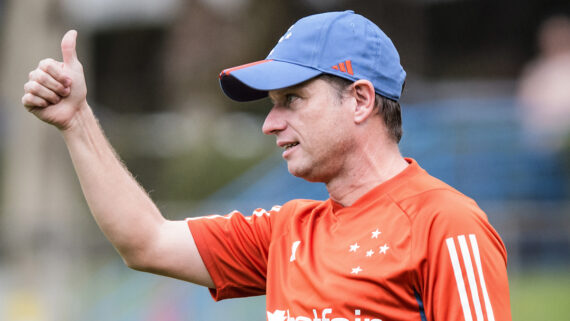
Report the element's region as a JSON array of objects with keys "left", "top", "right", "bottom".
[
  {"left": 268, "top": 91, "right": 281, "bottom": 103},
  {"left": 268, "top": 90, "right": 290, "bottom": 105},
  {"left": 269, "top": 80, "right": 312, "bottom": 102}
]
